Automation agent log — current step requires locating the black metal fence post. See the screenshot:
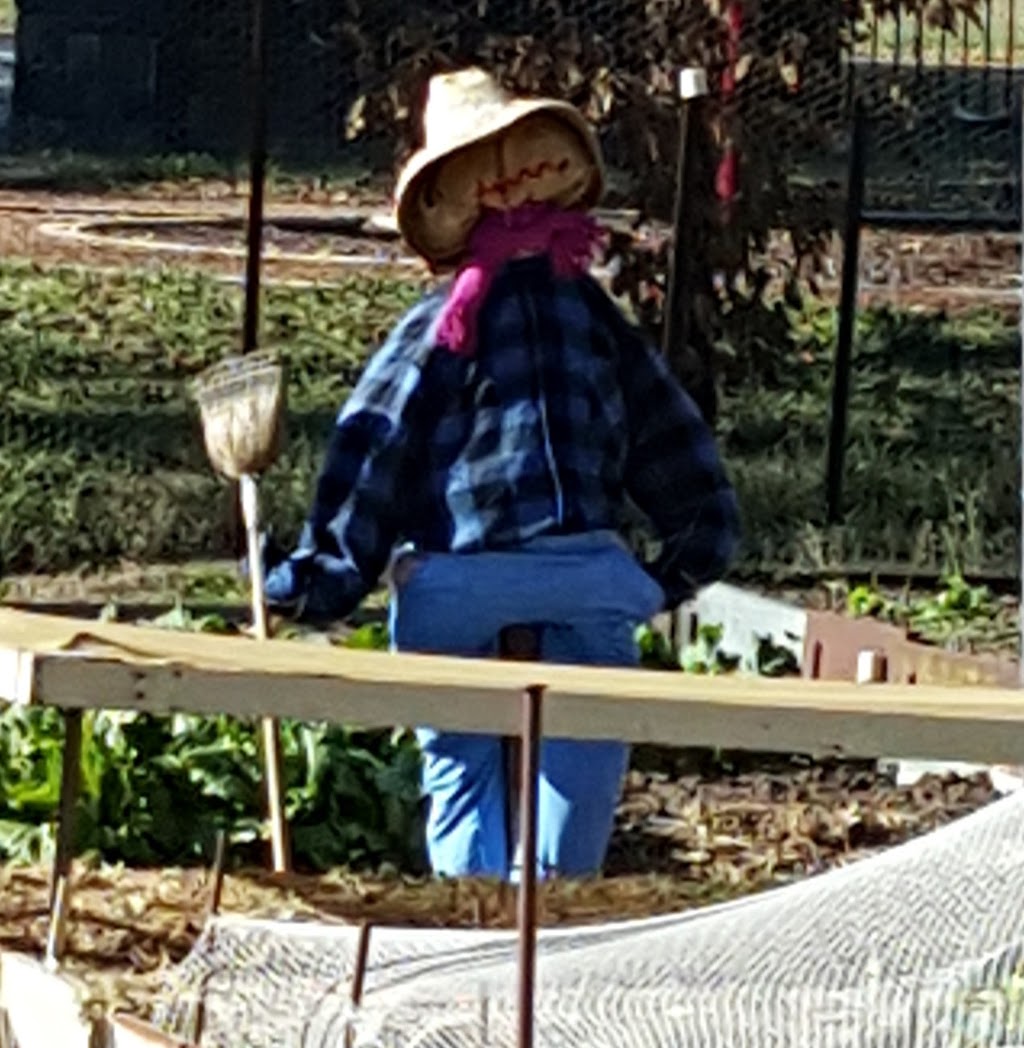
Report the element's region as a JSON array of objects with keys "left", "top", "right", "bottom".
[{"left": 826, "top": 98, "right": 869, "bottom": 524}]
